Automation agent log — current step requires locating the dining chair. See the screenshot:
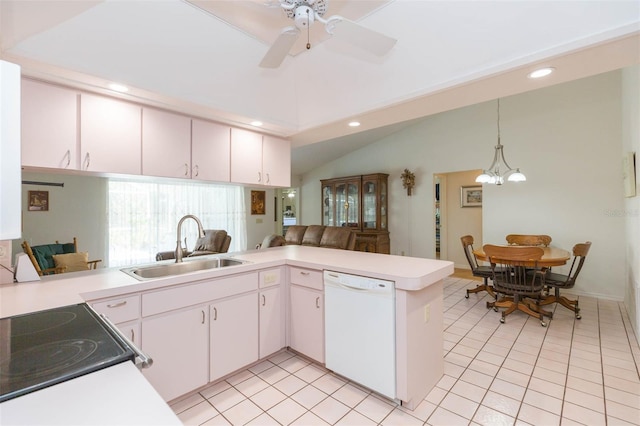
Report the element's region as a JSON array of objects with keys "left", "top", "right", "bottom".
[
  {"left": 538, "top": 241, "right": 591, "bottom": 319},
  {"left": 505, "top": 234, "right": 552, "bottom": 247},
  {"left": 460, "top": 235, "right": 495, "bottom": 299},
  {"left": 483, "top": 244, "right": 550, "bottom": 327}
]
